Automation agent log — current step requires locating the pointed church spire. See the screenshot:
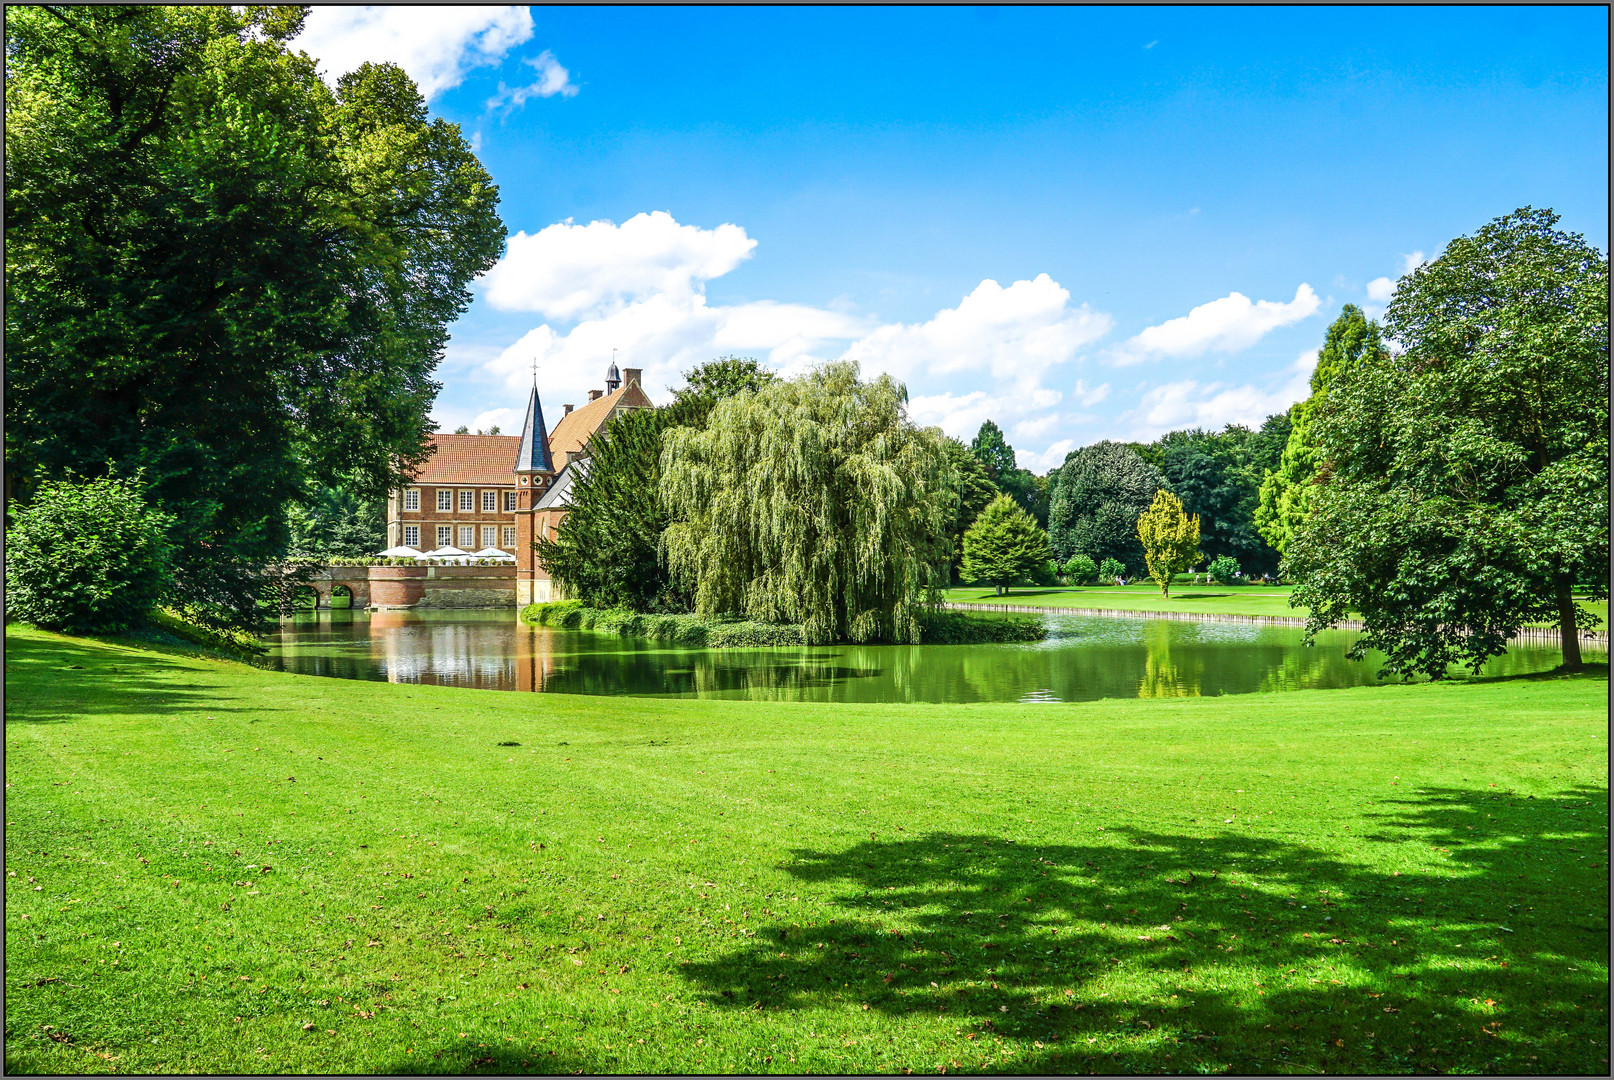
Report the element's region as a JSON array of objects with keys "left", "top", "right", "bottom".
[{"left": 515, "top": 380, "right": 554, "bottom": 474}]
